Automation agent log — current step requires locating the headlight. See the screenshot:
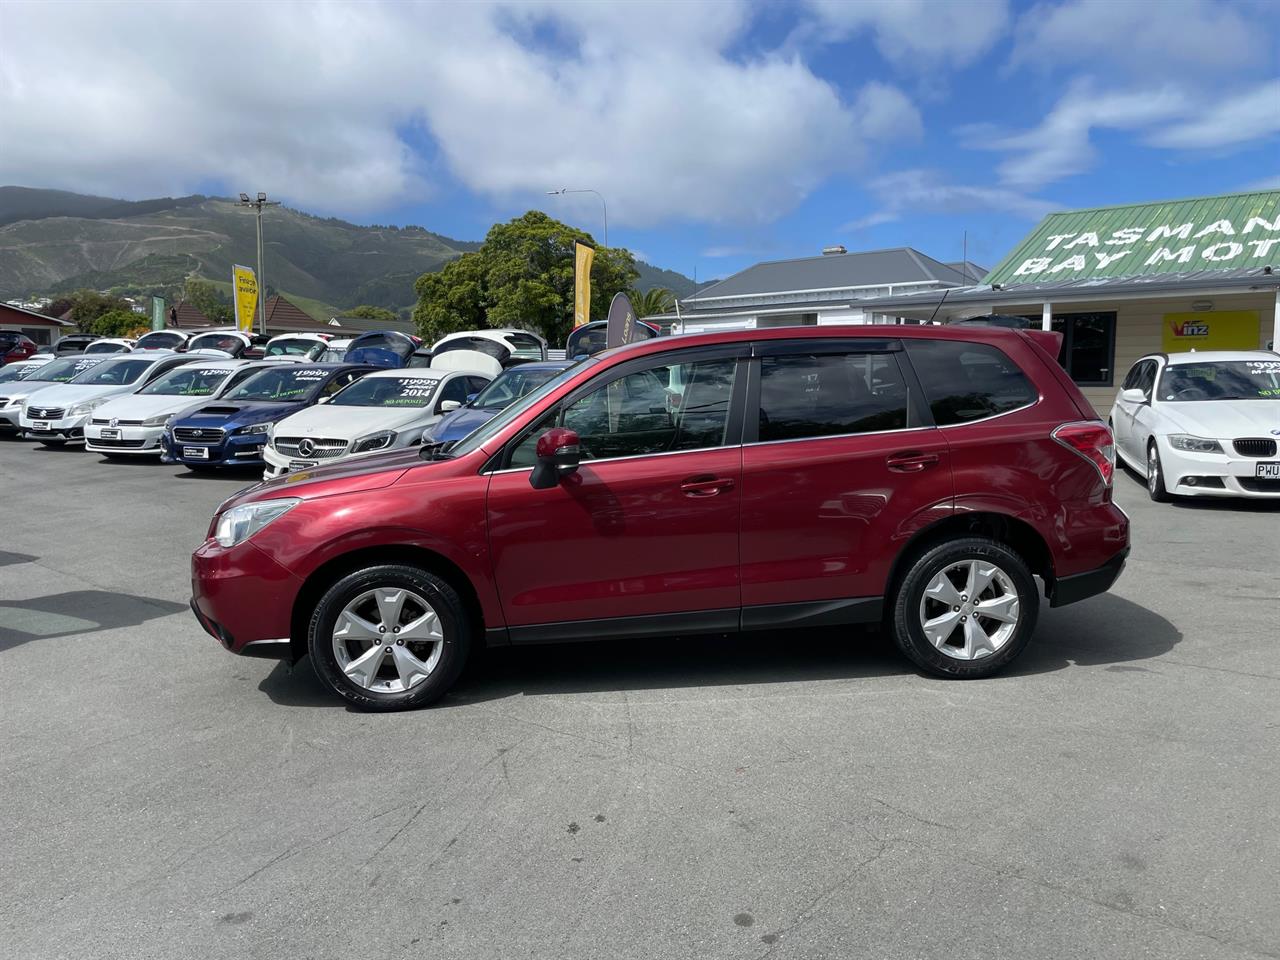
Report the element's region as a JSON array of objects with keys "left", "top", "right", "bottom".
[
  {"left": 142, "top": 413, "right": 170, "bottom": 427},
  {"left": 237, "top": 422, "right": 271, "bottom": 435},
  {"left": 163, "top": 415, "right": 176, "bottom": 432},
  {"left": 69, "top": 398, "right": 108, "bottom": 416},
  {"left": 351, "top": 430, "right": 396, "bottom": 454},
  {"left": 1168, "top": 435, "right": 1222, "bottom": 453},
  {"left": 214, "top": 498, "right": 300, "bottom": 548}
]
